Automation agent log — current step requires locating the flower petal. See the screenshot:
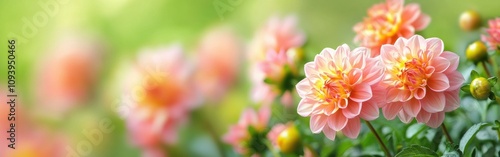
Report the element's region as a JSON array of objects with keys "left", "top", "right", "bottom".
[
  {"left": 412, "top": 14, "right": 431, "bottom": 31},
  {"left": 407, "top": 35, "right": 427, "bottom": 56},
  {"left": 431, "top": 57, "right": 450, "bottom": 73},
  {"left": 310, "top": 114, "right": 328, "bottom": 133},
  {"left": 416, "top": 110, "right": 431, "bottom": 123},
  {"left": 342, "top": 100, "right": 362, "bottom": 118},
  {"left": 341, "top": 117, "right": 361, "bottom": 139},
  {"left": 359, "top": 101, "right": 379, "bottom": 120},
  {"left": 297, "top": 98, "right": 317, "bottom": 117},
  {"left": 304, "top": 62, "right": 317, "bottom": 78},
  {"left": 426, "top": 38, "right": 444, "bottom": 57},
  {"left": 328, "top": 112, "right": 348, "bottom": 131},
  {"left": 402, "top": 4, "right": 421, "bottom": 24},
  {"left": 420, "top": 90, "right": 445, "bottom": 113},
  {"left": 398, "top": 110, "right": 414, "bottom": 123},
  {"left": 427, "top": 73, "right": 450, "bottom": 92},
  {"left": 445, "top": 71, "right": 465, "bottom": 91},
  {"left": 403, "top": 98, "right": 421, "bottom": 117},
  {"left": 383, "top": 102, "right": 403, "bottom": 120},
  {"left": 441, "top": 51, "right": 459, "bottom": 73},
  {"left": 296, "top": 79, "right": 311, "bottom": 97},
  {"left": 443, "top": 90, "right": 460, "bottom": 112},
  {"left": 425, "top": 112, "right": 445, "bottom": 128},
  {"left": 350, "top": 83, "right": 372, "bottom": 102},
  {"left": 322, "top": 125, "right": 337, "bottom": 141}
]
